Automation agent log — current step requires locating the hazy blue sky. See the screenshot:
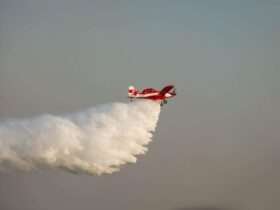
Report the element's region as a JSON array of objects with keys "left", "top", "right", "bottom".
[{"left": 0, "top": 1, "right": 279, "bottom": 210}]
